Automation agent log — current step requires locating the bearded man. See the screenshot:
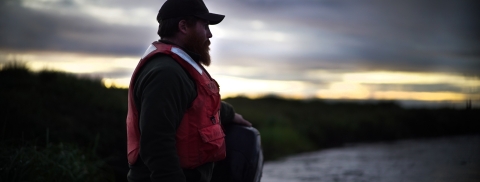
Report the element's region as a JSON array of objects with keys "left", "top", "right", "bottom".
[{"left": 125, "top": 0, "right": 251, "bottom": 182}]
